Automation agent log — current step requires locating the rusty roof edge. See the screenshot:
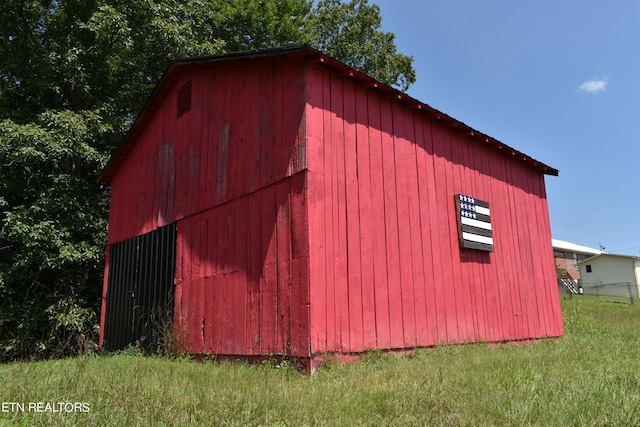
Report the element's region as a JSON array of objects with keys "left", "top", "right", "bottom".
[
  {"left": 171, "top": 43, "right": 310, "bottom": 66},
  {"left": 98, "top": 44, "right": 558, "bottom": 184}
]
